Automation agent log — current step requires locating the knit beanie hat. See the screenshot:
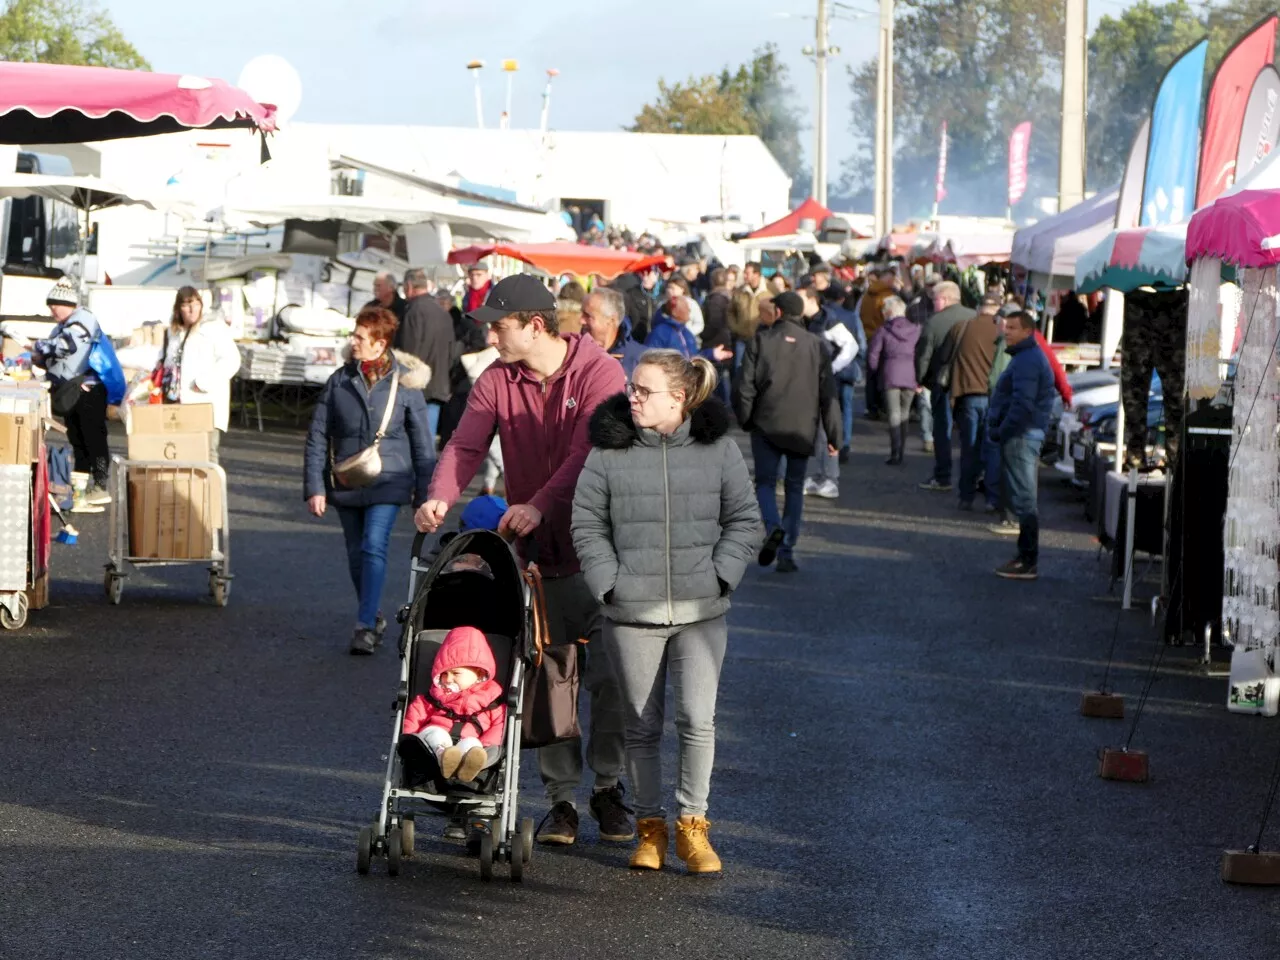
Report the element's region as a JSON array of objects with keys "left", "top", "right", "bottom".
[{"left": 45, "top": 279, "right": 79, "bottom": 307}]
